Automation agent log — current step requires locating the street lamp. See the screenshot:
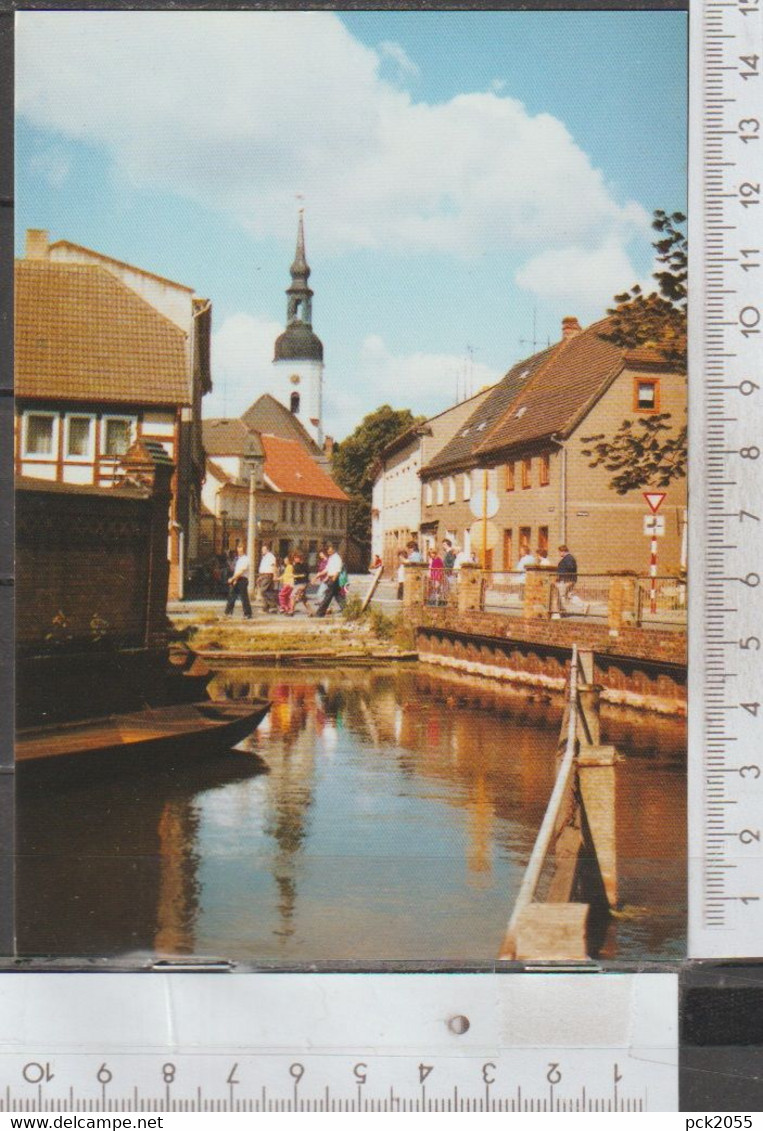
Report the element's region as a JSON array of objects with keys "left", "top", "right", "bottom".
[{"left": 245, "top": 436, "right": 265, "bottom": 583}]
